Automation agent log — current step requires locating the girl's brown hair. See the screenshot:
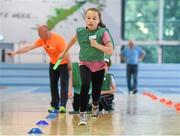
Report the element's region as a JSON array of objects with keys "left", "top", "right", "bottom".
[{"left": 85, "top": 8, "right": 106, "bottom": 28}]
